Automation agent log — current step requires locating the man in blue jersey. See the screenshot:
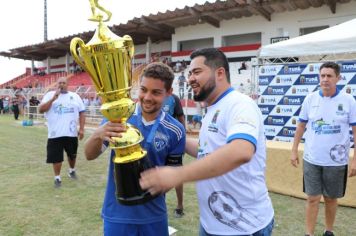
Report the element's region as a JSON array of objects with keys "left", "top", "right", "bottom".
[
  {"left": 291, "top": 62, "right": 356, "bottom": 236},
  {"left": 140, "top": 48, "right": 274, "bottom": 236},
  {"left": 84, "top": 62, "right": 186, "bottom": 236}
]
